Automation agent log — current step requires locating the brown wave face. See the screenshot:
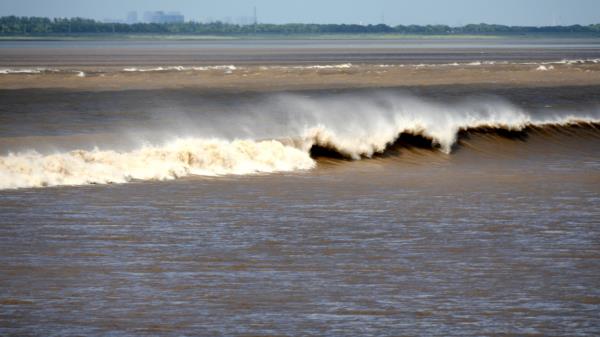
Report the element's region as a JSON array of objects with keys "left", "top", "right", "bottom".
[
  {"left": 311, "top": 132, "right": 438, "bottom": 160},
  {"left": 310, "top": 122, "right": 600, "bottom": 163},
  {"left": 455, "top": 123, "right": 600, "bottom": 157}
]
